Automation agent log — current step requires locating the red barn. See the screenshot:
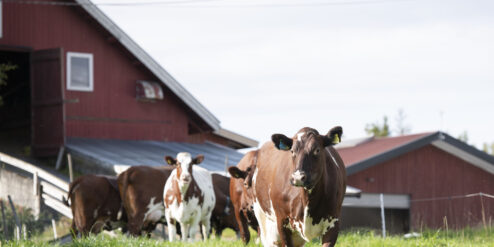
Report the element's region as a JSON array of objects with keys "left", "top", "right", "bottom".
[
  {"left": 0, "top": 0, "right": 257, "bottom": 163},
  {"left": 337, "top": 132, "right": 494, "bottom": 231}
]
